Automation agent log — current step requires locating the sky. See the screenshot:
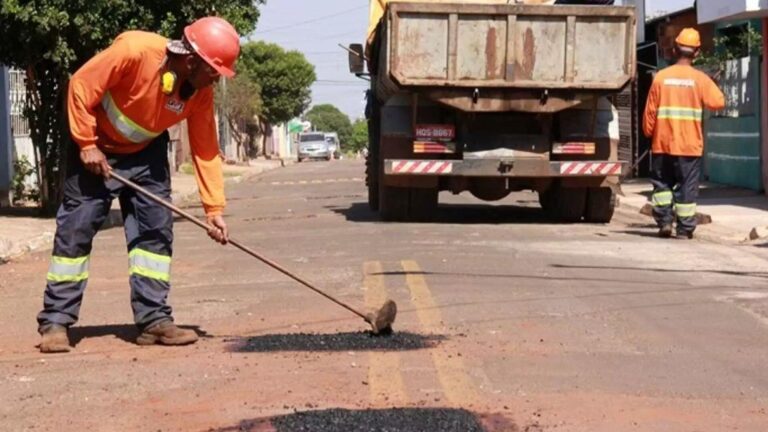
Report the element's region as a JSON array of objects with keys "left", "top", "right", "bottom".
[{"left": 251, "top": 0, "right": 694, "bottom": 121}]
